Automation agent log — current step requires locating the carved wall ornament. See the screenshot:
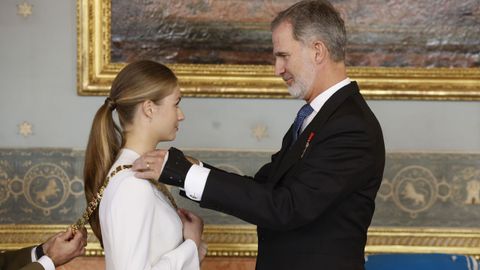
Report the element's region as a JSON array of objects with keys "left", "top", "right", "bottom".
[
  {"left": 251, "top": 123, "right": 269, "bottom": 141},
  {"left": 452, "top": 167, "right": 480, "bottom": 206},
  {"left": 17, "top": 1, "right": 33, "bottom": 18},
  {"left": 18, "top": 121, "right": 33, "bottom": 137},
  {"left": 380, "top": 166, "right": 451, "bottom": 218},
  {"left": 23, "top": 163, "right": 71, "bottom": 216}
]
